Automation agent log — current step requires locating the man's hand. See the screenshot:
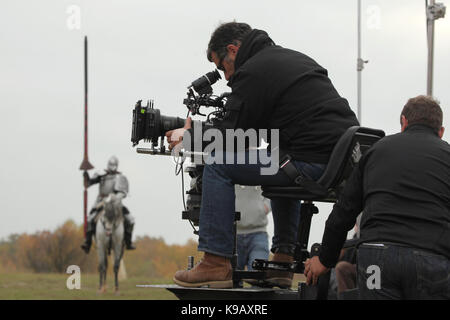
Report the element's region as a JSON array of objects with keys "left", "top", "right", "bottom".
[
  {"left": 165, "top": 117, "right": 192, "bottom": 150},
  {"left": 83, "top": 171, "right": 89, "bottom": 188},
  {"left": 304, "top": 256, "right": 329, "bottom": 286}
]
